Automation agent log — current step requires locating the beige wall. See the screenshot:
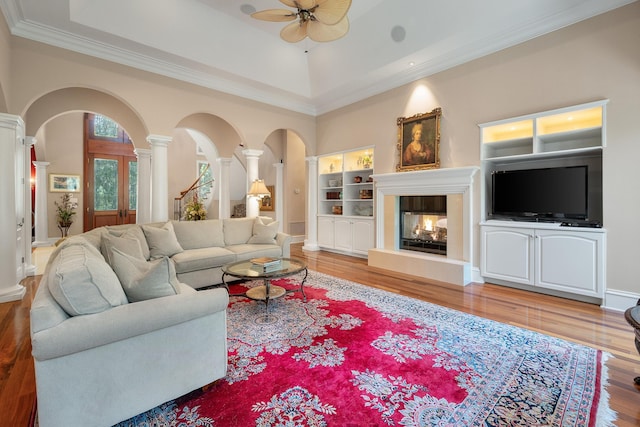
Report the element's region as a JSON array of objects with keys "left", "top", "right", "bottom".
[
  {"left": 0, "top": 13, "right": 10, "bottom": 112},
  {"left": 2, "top": 3, "right": 639, "bottom": 297},
  {"left": 316, "top": 3, "right": 640, "bottom": 295}
]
